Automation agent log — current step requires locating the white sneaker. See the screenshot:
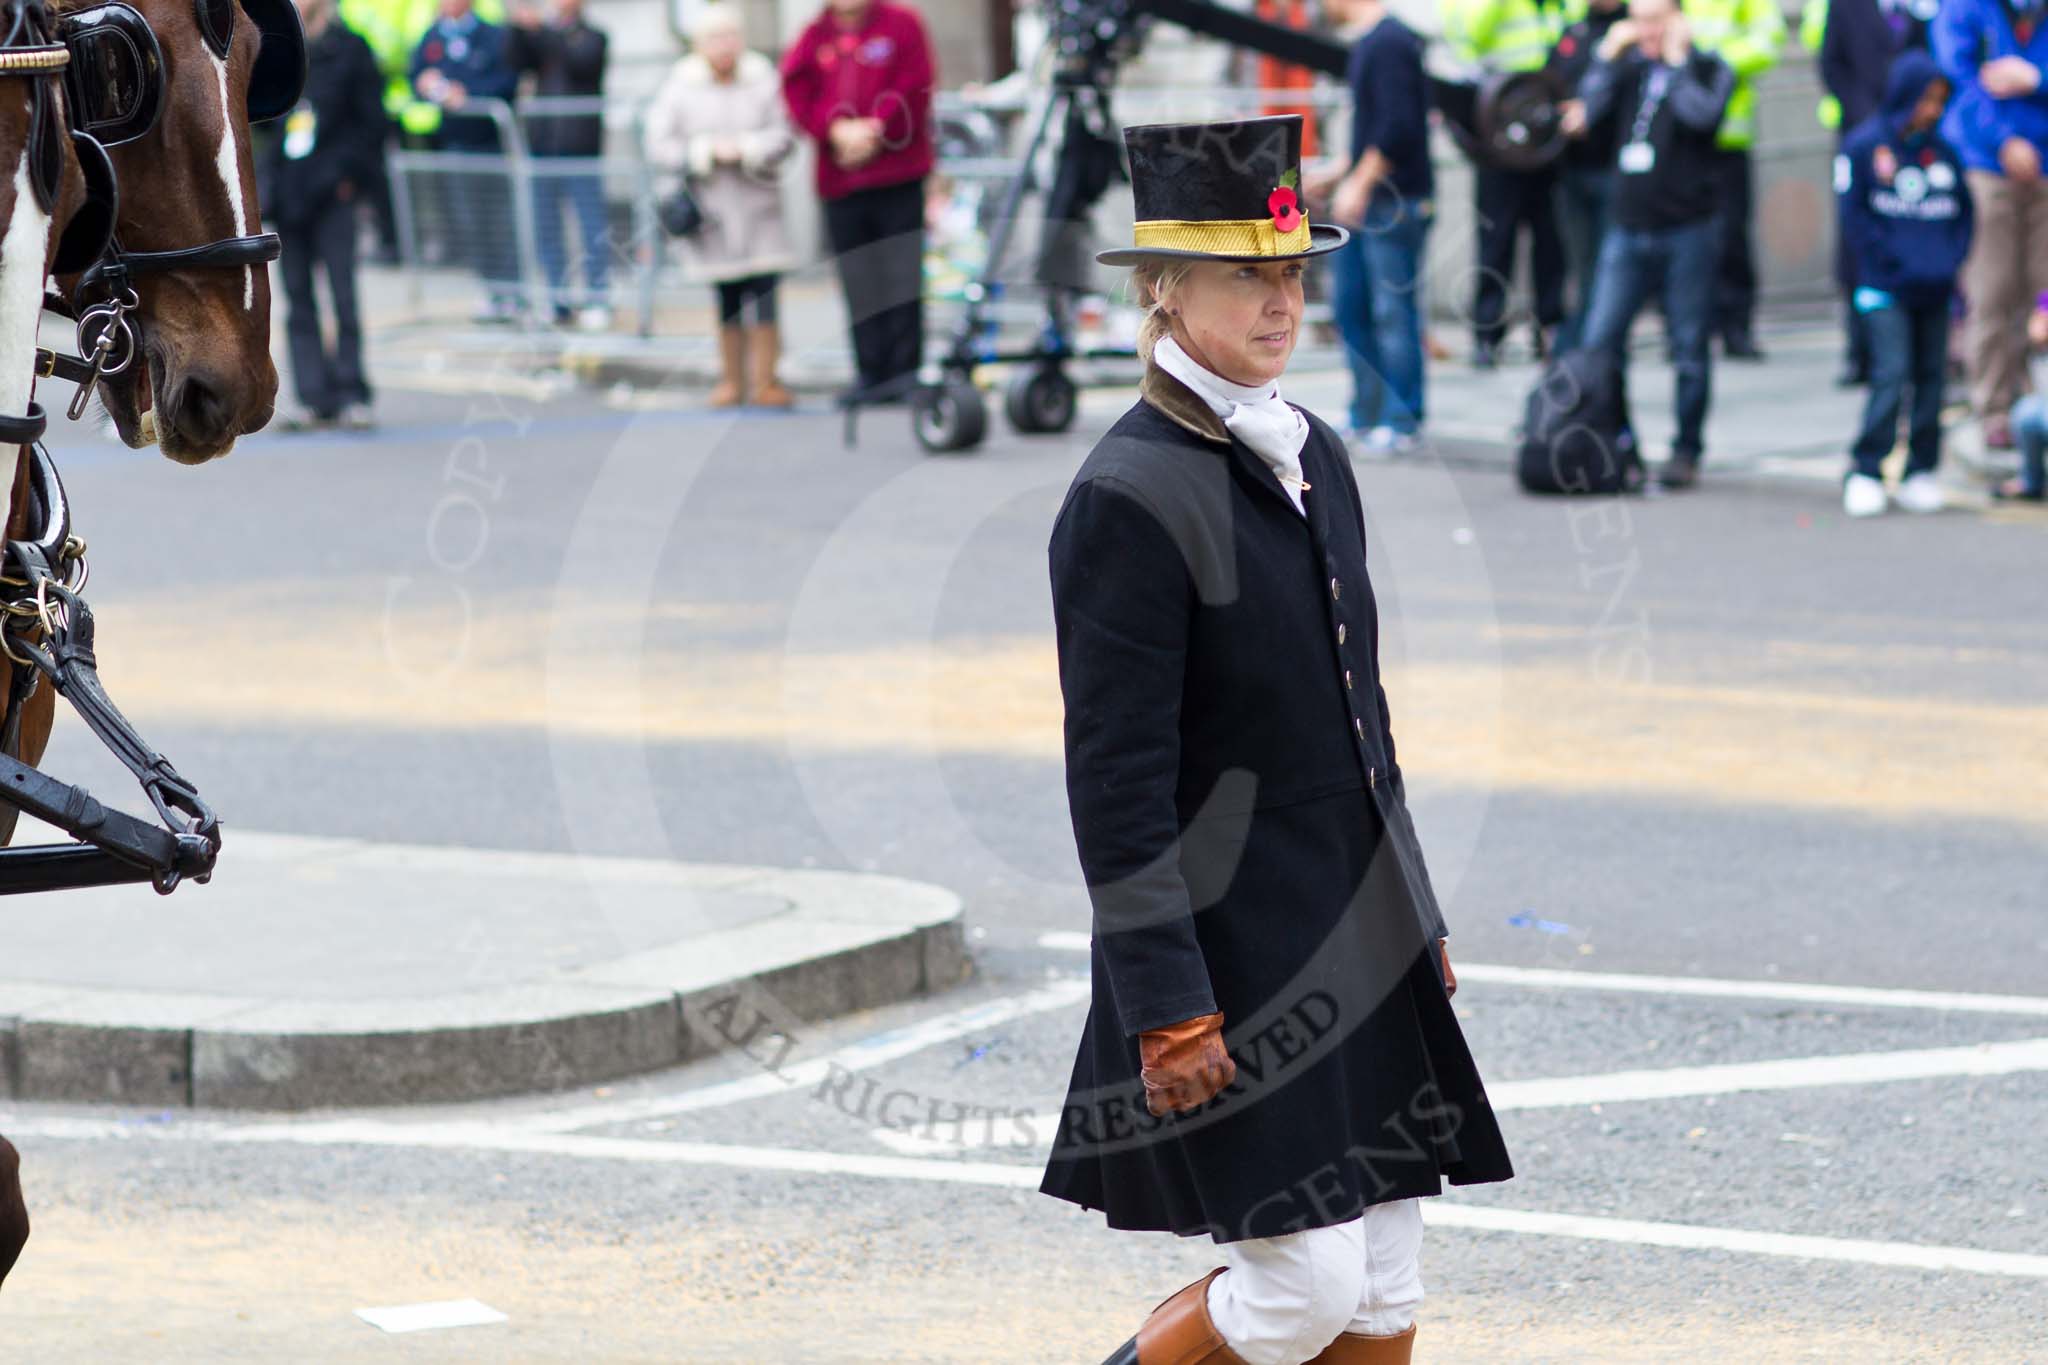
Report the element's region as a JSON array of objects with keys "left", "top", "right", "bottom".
[
  {"left": 577, "top": 305, "right": 614, "bottom": 333},
  {"left": 1895, "top": 471, "right": 1945, "bottom": 514},
  {"left": 1843, "top": 473, "right": 1888, "bottom": 518},
  {"left": 1360, "top": 426, "right": 1419, "bottom": 457}
]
